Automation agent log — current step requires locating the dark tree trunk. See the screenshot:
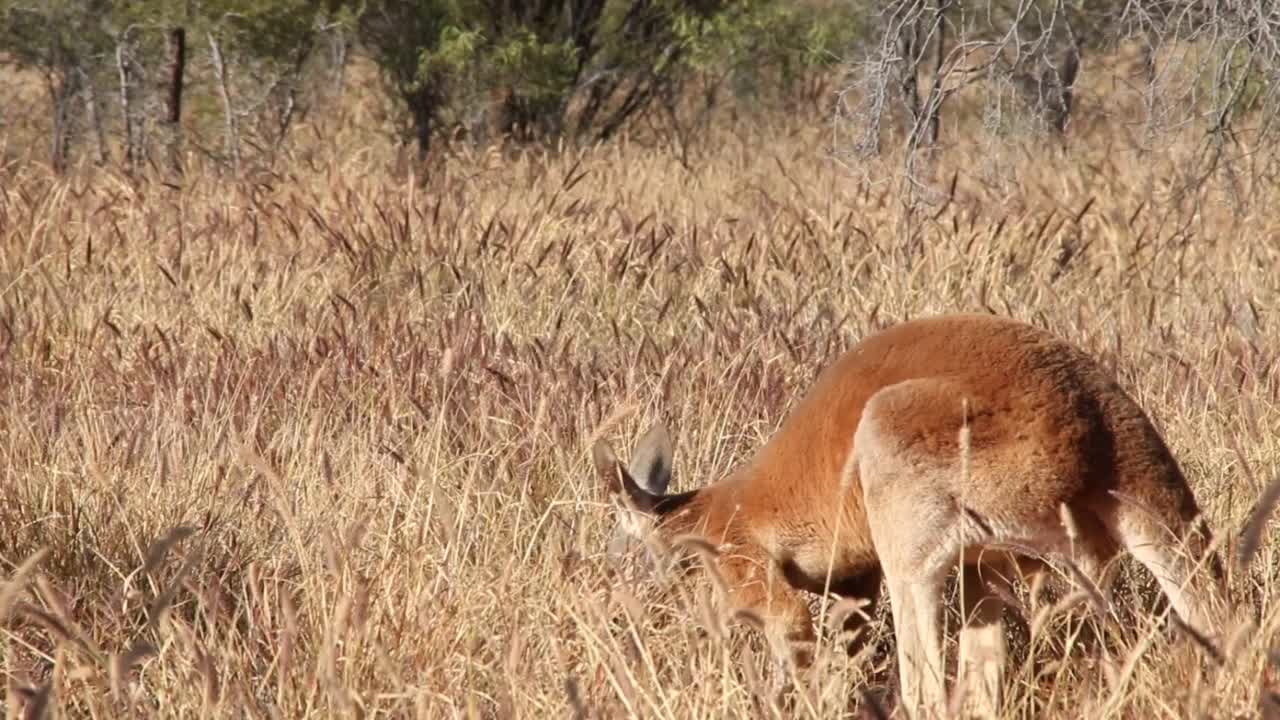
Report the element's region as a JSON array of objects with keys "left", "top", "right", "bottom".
[
  {"left": 80, "top": 67, "right": 109, "bottom": 165},
  {"left": 1049, "top": 46, "right": 1081, "bottom": 134},
  {"left": 117, "top": 40, "right": 138, "bottom": 168},
  {"left": 406, "top": 82, "right": 439, "bottom": 162},
  {"left": 897, "top": 17, "right": 923, "bottom": 144},
  {"left": 49, "top": 69, "right": 79, "bottom": 173},
  {"left": 166, "top": 27, "right": 186, "bottom": 125},
  {"left": 926, "top": 7, "right": 946, "bottom": 146},
  {"left": 166, "top": 27, "right": 187, "bottom": 173}
]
